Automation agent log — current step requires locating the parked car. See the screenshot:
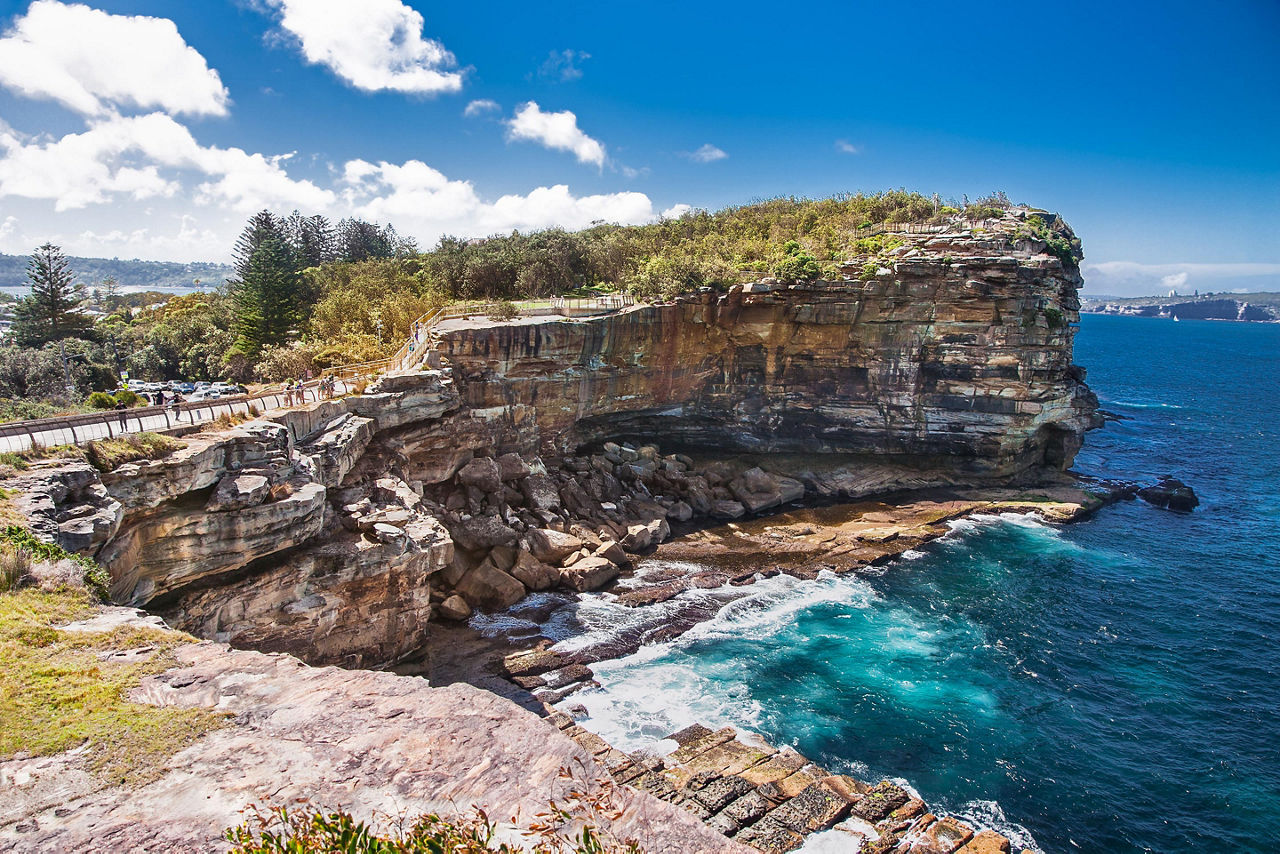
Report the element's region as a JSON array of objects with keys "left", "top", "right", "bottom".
[
  {"left": 177, "top": 382, "right": 195, "bottom": 394},
  {"left": 186, "top": 390, "right": 222, "bottom": 403}
]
